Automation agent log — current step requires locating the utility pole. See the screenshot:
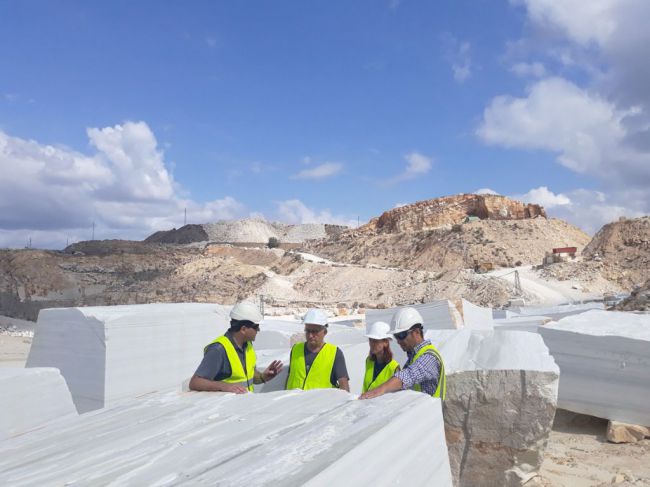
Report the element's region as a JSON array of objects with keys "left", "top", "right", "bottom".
[
  {"left": 92, "top": 221, "right": 95, "bottom": 240},
  {"left": 514, "top": 270, "right": 523, "bottom": 296},
  {"left": 28, "top": 237, "right": 32, "bottom": 248},
  {"left": 184, "top": 208, "right": 187, "bottom": 226}
]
